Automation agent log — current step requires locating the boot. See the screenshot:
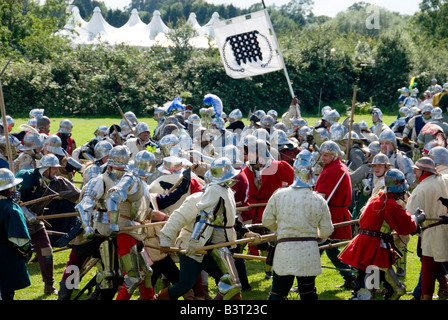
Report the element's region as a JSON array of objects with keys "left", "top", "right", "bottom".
[
  {"left": 44, "top": 282, "right": 58, "bottom": 295},
  {"left": 155, "top": 287, "right": 171, "bottom": 300},
  {"left": 336, "top": 275, "right": 357, "bottom": 289},
  {"left": 57, "top": 280, "right": 73, "bottom": 300},
  {"left": 229, "top": 292, "right": 242, "bottom": 300}
]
